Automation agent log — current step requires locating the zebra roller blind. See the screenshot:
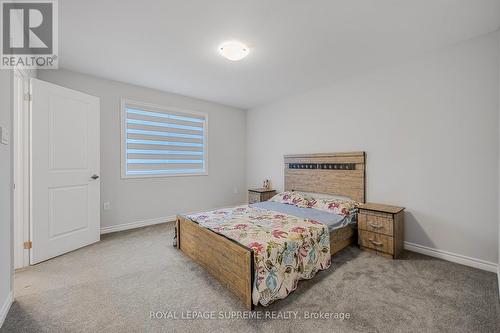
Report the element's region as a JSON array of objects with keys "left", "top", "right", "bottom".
[{"left": 121, "top": 100, "right": 208, "bottom": 178}]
